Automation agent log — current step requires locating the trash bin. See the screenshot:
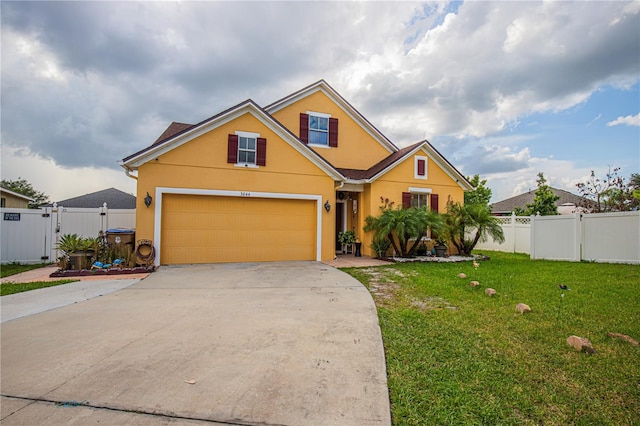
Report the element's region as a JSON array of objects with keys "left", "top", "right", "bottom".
[{"left": 106, "top": 229, "right": 136, "bottom": 248}]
